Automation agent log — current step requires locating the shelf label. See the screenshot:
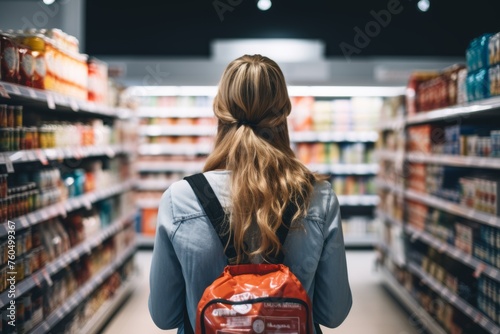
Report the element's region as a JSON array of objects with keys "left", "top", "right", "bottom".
[
  {"left": 0, "top": 84, "right": 10, "bottom": 98},
  {"left": 473, "top": 263, "right": 486, "bottom": 278},
  {"left": 4, "top": 154, "right": 14, "bottom": 173},
  {"left": 35, "top": 149, "right": 48, "bottom": 165},
  {"left": 42, "top": 269, "right": 53, "bottom": 286},
  {"left": 69, "top": 99, "right": 79, "bottom": 111},
  {"left": 9, "top": 84, "right": 21, "bottom": 95},
  {"left": 28, "top": 88, "right": 37, "bottom": 99},
  {"left": 46, "top": 93, "right": 56, "bottom": 110}
]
